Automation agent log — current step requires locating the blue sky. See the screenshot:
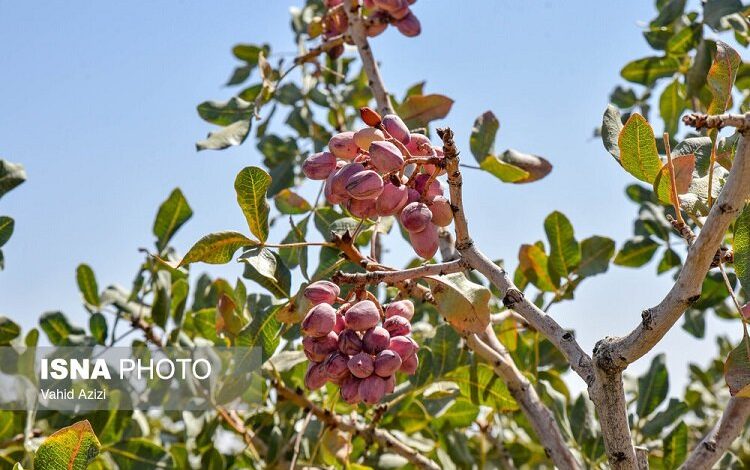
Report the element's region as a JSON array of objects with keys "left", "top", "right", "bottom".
[{"left": 0, "top": 0, "right": 742, "bottom": 394}]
